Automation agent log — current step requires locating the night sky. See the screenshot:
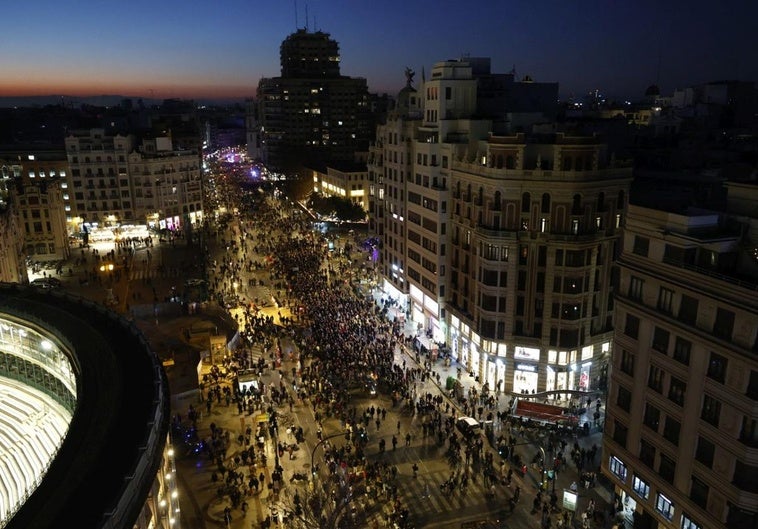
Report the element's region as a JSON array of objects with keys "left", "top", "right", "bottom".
[{"left": 1, "top": 0, "right": 756, "bottom": 102}]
